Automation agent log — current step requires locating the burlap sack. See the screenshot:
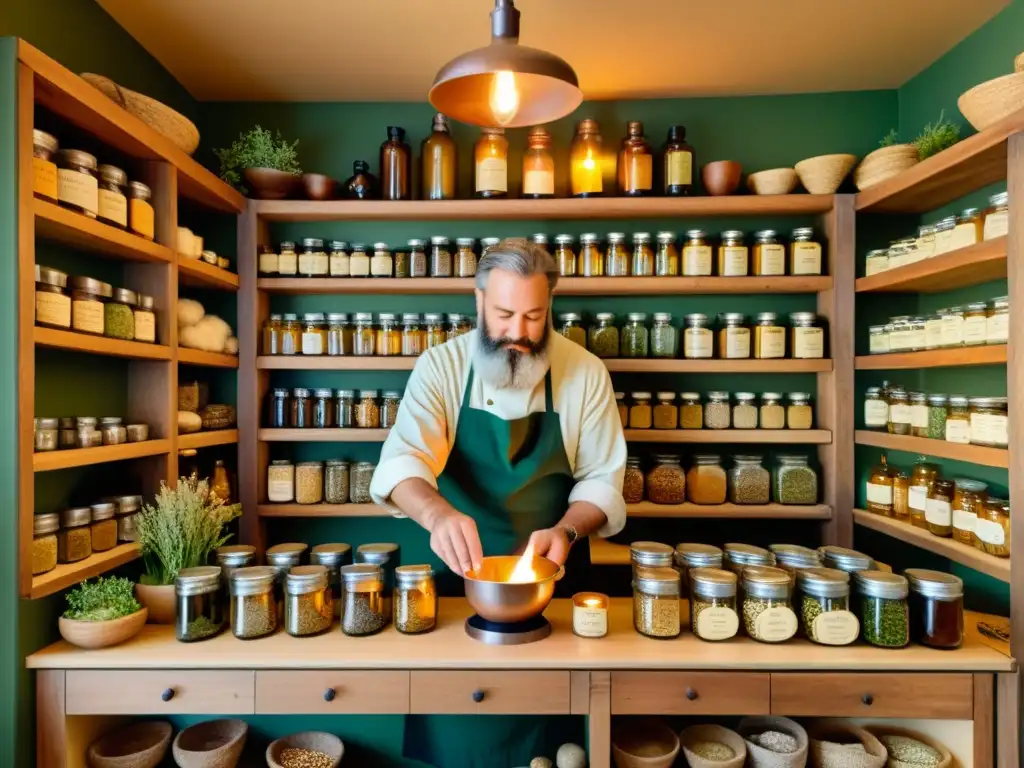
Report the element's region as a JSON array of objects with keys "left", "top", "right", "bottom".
[
  {"left": 679, "top": 724, "right": 747, "bottom": 768},
  {"left": 738, "top": 716, "right": 809, "bottom": 768},
  {"left": 865, "top": 725, "right": 953, "bottom": 768},
  {"left": 809, "top": 721, "right": 886, "bottom": 768}
]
